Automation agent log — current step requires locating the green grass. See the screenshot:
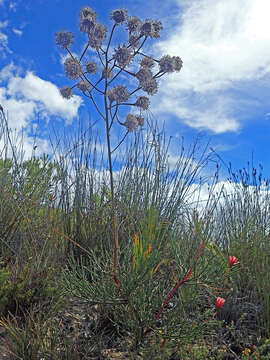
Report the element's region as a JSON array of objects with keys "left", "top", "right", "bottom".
[{"left": 0, "top": 116, "right": 270, "bottom": 359}]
